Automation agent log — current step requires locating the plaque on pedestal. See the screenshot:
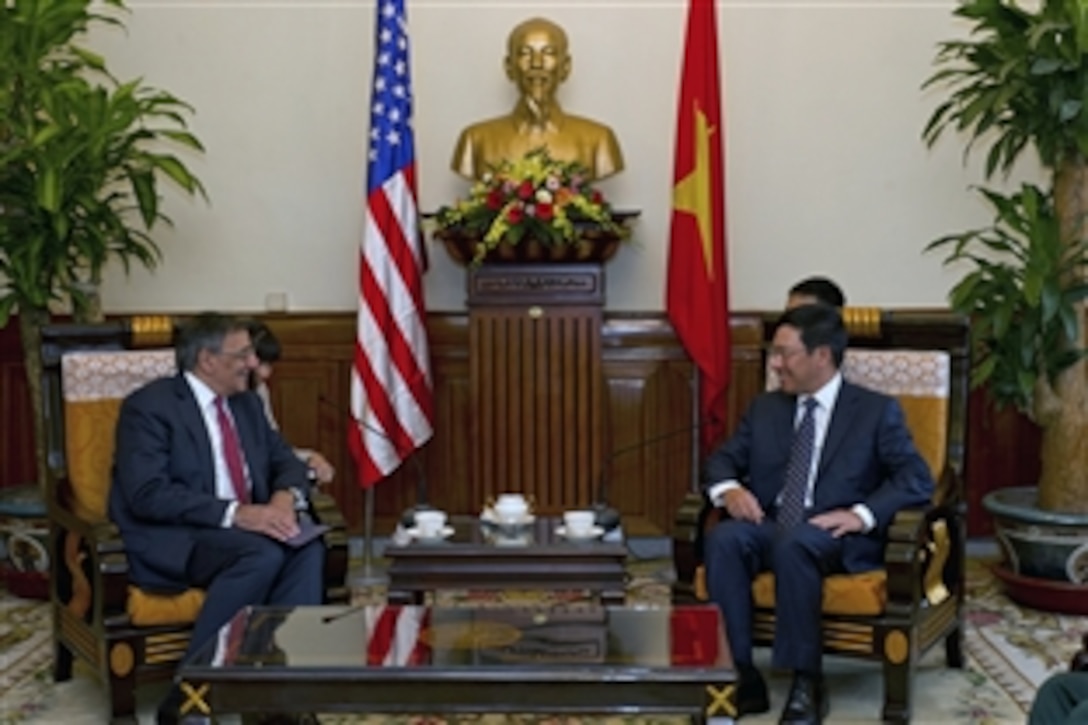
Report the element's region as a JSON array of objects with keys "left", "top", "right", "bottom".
[{"left": 468, "top": 264, "right": 604, "bottom": 307}]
